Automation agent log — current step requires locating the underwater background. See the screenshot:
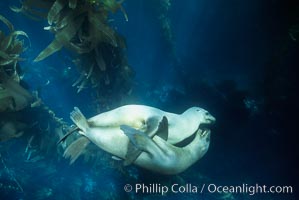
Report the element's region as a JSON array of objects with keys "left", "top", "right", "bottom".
[{"left": 0, "top": 0, "right": 298, "bottom": 199}]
